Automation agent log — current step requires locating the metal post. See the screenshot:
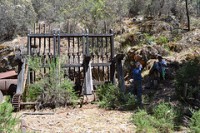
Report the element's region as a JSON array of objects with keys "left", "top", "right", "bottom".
[
  {"left": 110, "top": 29, "right": 114, "bottom": 59},
  {"left": 109, "top": 29, "right": 115, "bottom": 84},
  {"left": 86, "top": 29, "right": 90, "bottom": 57},
  {"left": 57, "top": 30, "right": 60, "bottom": 56},
  {"left": 82, "top": 31, "right": 86, "bottom": 56},
  {"left": 27, "top": 30, "right": 31, "bottom": 56},
  {"left": 34, "top": 23, "right": 37, "bottom": 34},
  {"left": 53, "top": 30, "right": 56, "bottom": 59}
]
